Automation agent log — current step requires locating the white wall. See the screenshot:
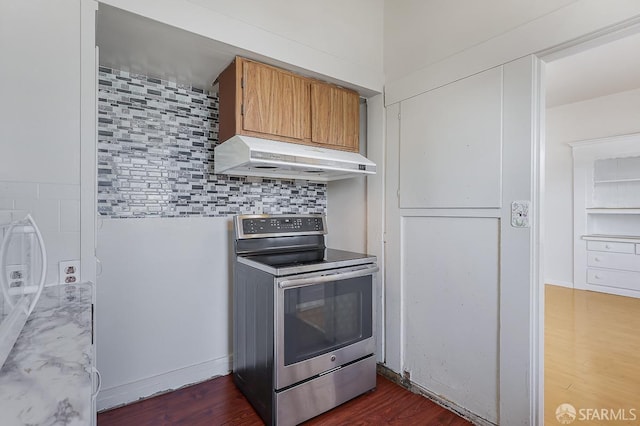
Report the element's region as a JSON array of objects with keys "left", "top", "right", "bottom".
[
  {"left": 0, "top": 1, "right": 80, "bottom": 185},
  {"left": 189, "top": 0, "right": 383, "bottom": 75},
  {"left": 545, "top": 87, "right": 640, "bottom": 286},
  {"left": 327, "top": 103, "right": 368, "bottom": 254},
  {"left": 100, "top": 0, "right": 384, "bottom": 94},
  {"left": 383, "top": 0, "right": 640, "bottom": 105},
  {"left": 327, "top": 177, "right": 367, "bottom": 253},
  {"left": 384, "top": 0, "right": 575, "bottom": 83},
  {"left": 96, "top": 217, "right": 233, "bottom": 409},
  {"left": 0, "top": 0, "right": 84, "bottom": 283}
]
